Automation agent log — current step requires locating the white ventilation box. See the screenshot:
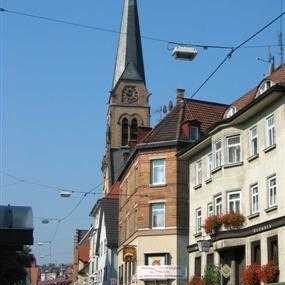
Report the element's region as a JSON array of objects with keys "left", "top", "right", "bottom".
[{"left": 172, "top": 46, "right": 198, "bottom": 61}]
